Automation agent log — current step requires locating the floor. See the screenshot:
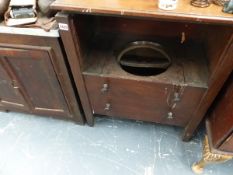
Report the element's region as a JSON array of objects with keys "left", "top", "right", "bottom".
[{"left": 0, "top": 112, "right": 232, "bottom": 175}]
